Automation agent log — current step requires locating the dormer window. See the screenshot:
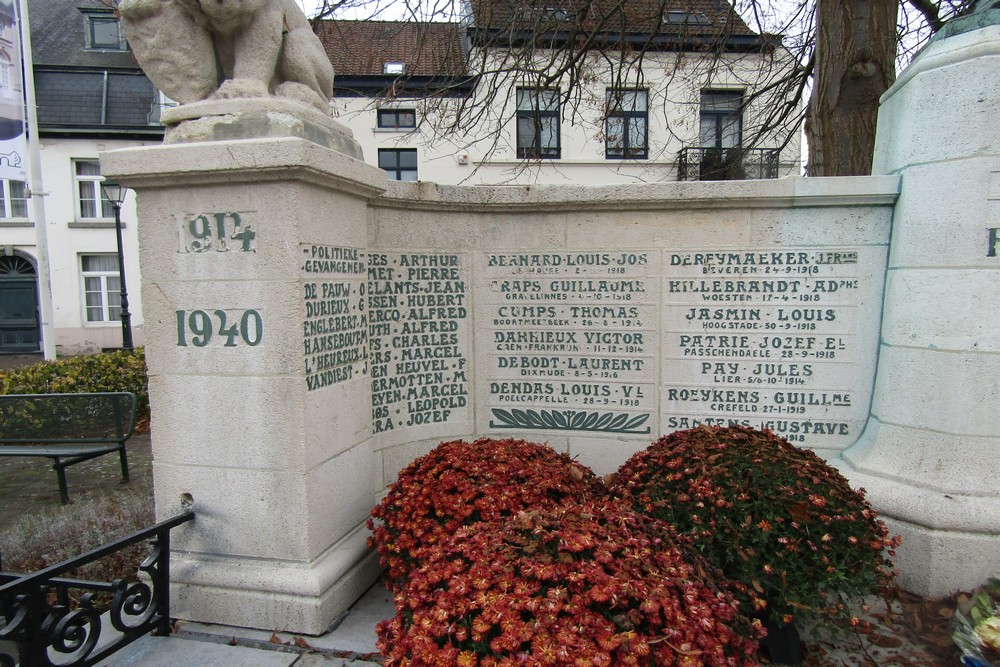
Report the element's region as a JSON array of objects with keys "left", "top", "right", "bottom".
[
  {"left": 664, "top": 11, "right": 711, "bottom": 26},
  {"left": 84, "top": 12, "right": 125, "bottom": 50},
  {"left": 383, "top": 62, "right": 406, "bottom": 75}
]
